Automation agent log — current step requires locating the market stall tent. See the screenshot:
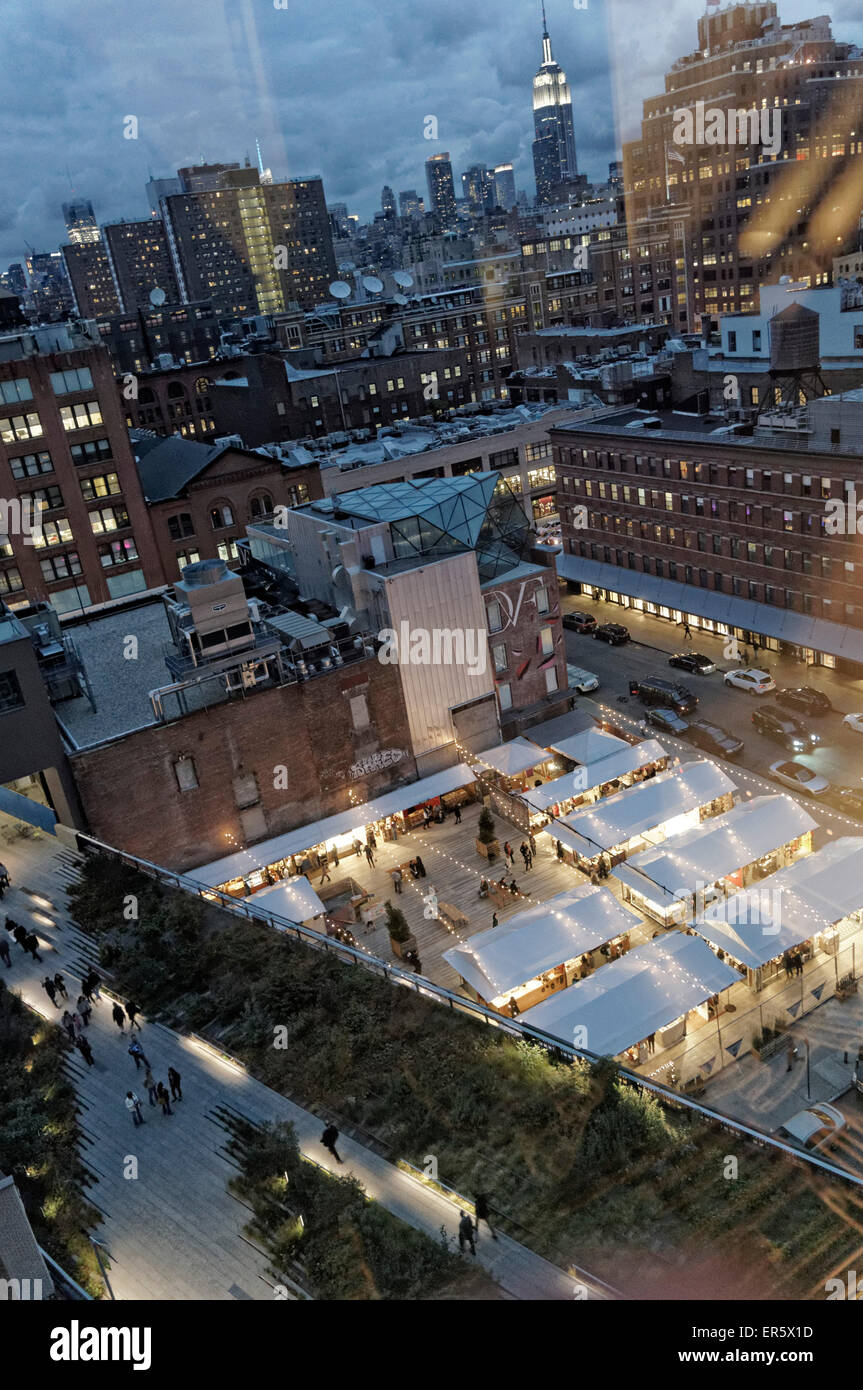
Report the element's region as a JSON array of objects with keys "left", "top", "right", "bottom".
[
  {"left": 558, "top": 760, "right": 737, "bottom": 858},
  {"left": 476, "top": 737, "right": 548, "bottom": 777},
  {"left": 247, "top": 877, "right": 327, "bottom": 924},
  {"left": 527, "top": 738, "right": 668, "bottom": 814}
]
